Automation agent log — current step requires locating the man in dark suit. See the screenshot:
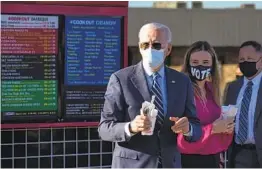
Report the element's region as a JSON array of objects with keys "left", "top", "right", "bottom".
[
  {"left": 224, "top": 41, "right": 262, "bottom": 168},
  {"left": 98, "top": 22, "right": 202, "bottom": 168}
]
